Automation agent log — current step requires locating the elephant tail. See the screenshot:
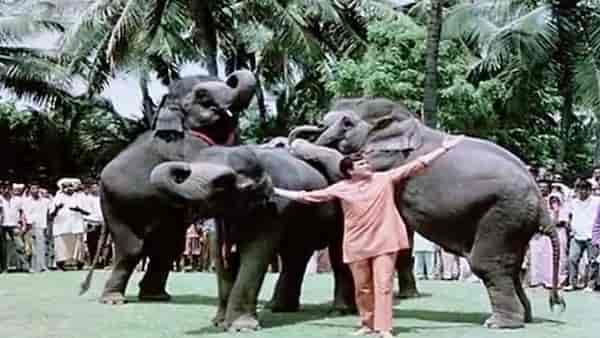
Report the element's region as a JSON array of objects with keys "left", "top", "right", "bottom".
[
  {"left": 546, "top": 227, "right": 566, "bottom": 312},
  {"left": 79, "top": 221, "right": 108, "bottom": 296}
]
